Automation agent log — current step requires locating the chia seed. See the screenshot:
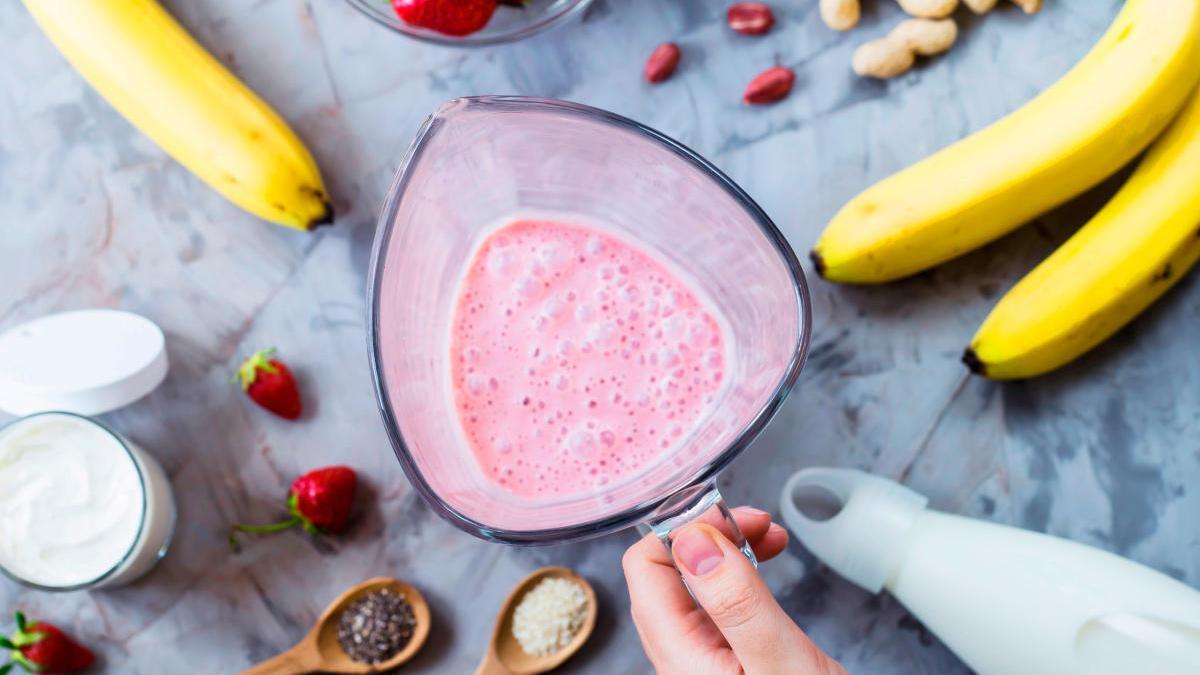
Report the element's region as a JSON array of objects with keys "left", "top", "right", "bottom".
[{"left": 336, "top": 588, "right": 417, "bottom": 664}]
